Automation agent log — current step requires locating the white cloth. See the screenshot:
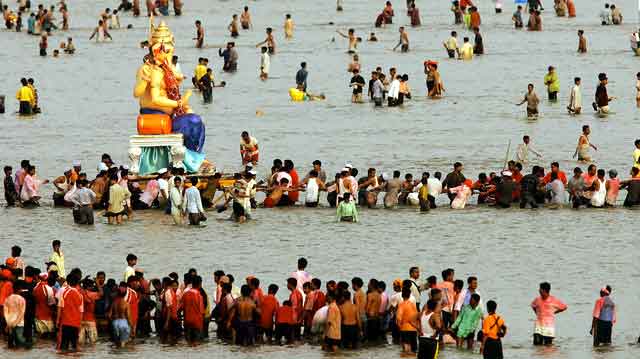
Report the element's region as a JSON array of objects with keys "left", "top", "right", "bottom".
[
  {"left": 170, "top": 187, "right": 183, "bottom": 214},
  {"left": 260, "top": 52, "right": 270, "bottom": 74},
  {"left": 389, "top": 292, "right": 416, "bottom": 309},
  {"left": 569, "top": 85, "right": 582, "bottom": 110},
  {"left": 427, "top": 178, "right": 442, "bottom": 197},
  {"left": 183, "top": 186, "right": 204, "bottom": 214},
  {"left": 590, "top": 178, "right": 606, "bottom": 207},
  {"left": 388, "top": 79, "right": 401, "bottom": 99},
  {"left": 305, "top": 178, "right": 320, "bottom": 203}
]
